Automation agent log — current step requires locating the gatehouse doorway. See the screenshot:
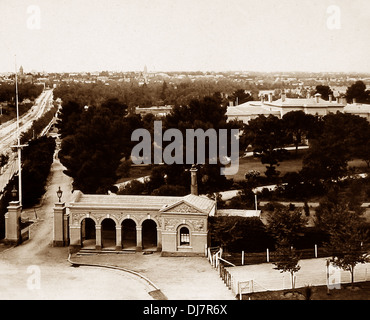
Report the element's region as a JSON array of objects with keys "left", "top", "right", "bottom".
[
  {"left": 101, "top": 218, "right": 116, "bottom": 249},
  {"left": 121, "top": 219, "right": 136, "bottom": 249},
  {"left": 81, "top": 218, "right": 96, "bottom": 249},
  {"left": 142, "top": 220, "right": 157, "bottom": 250}
]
